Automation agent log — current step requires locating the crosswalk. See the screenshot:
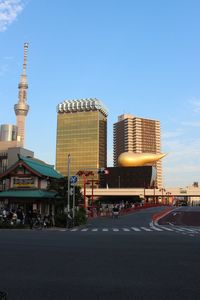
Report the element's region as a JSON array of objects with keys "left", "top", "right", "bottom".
[{"left": 62, "top": 226, "right": 200, "bottom": 236}]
